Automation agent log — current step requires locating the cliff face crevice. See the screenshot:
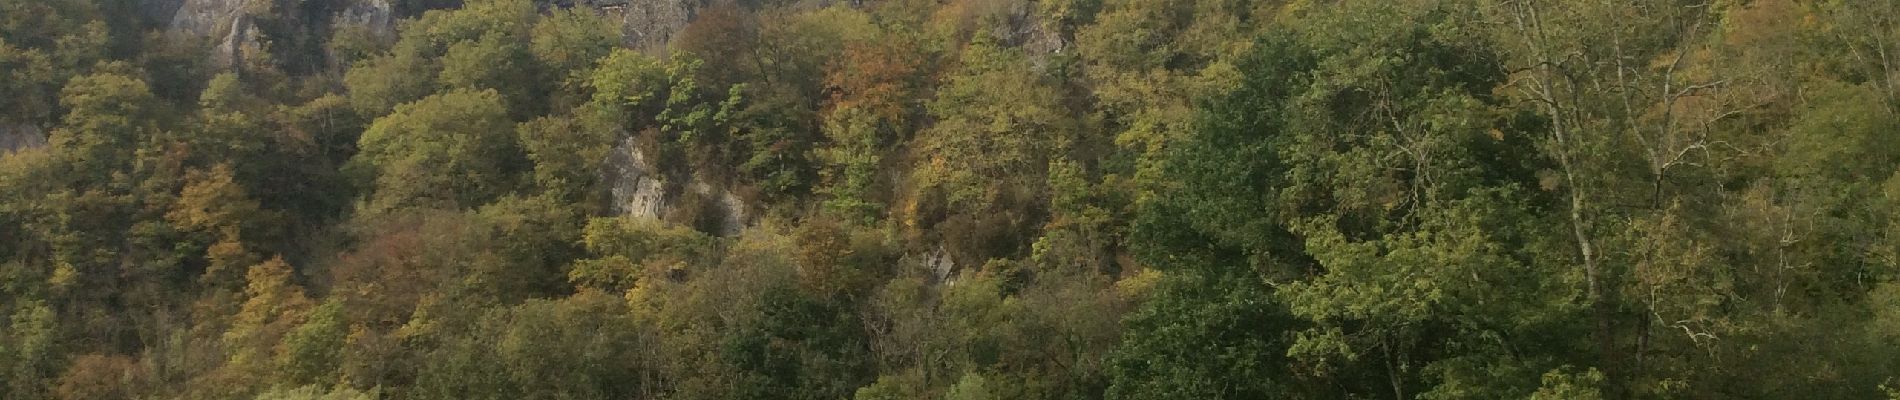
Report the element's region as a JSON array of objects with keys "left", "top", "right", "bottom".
[
  {"left": 164, "top": 0, "right": 252, "bottom": 68},
  {"left": 167, "top": 0, "right": 249, "bottom": 38}
]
